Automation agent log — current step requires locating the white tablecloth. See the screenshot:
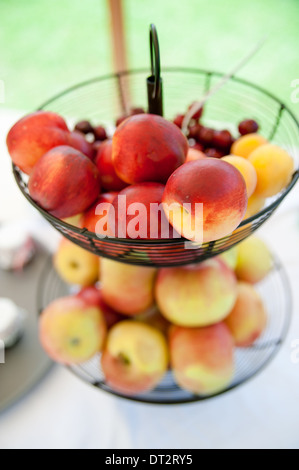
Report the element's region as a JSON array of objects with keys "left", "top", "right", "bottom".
[{"left": 0, "top": 110, "right": 298, "bottom": 449}]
